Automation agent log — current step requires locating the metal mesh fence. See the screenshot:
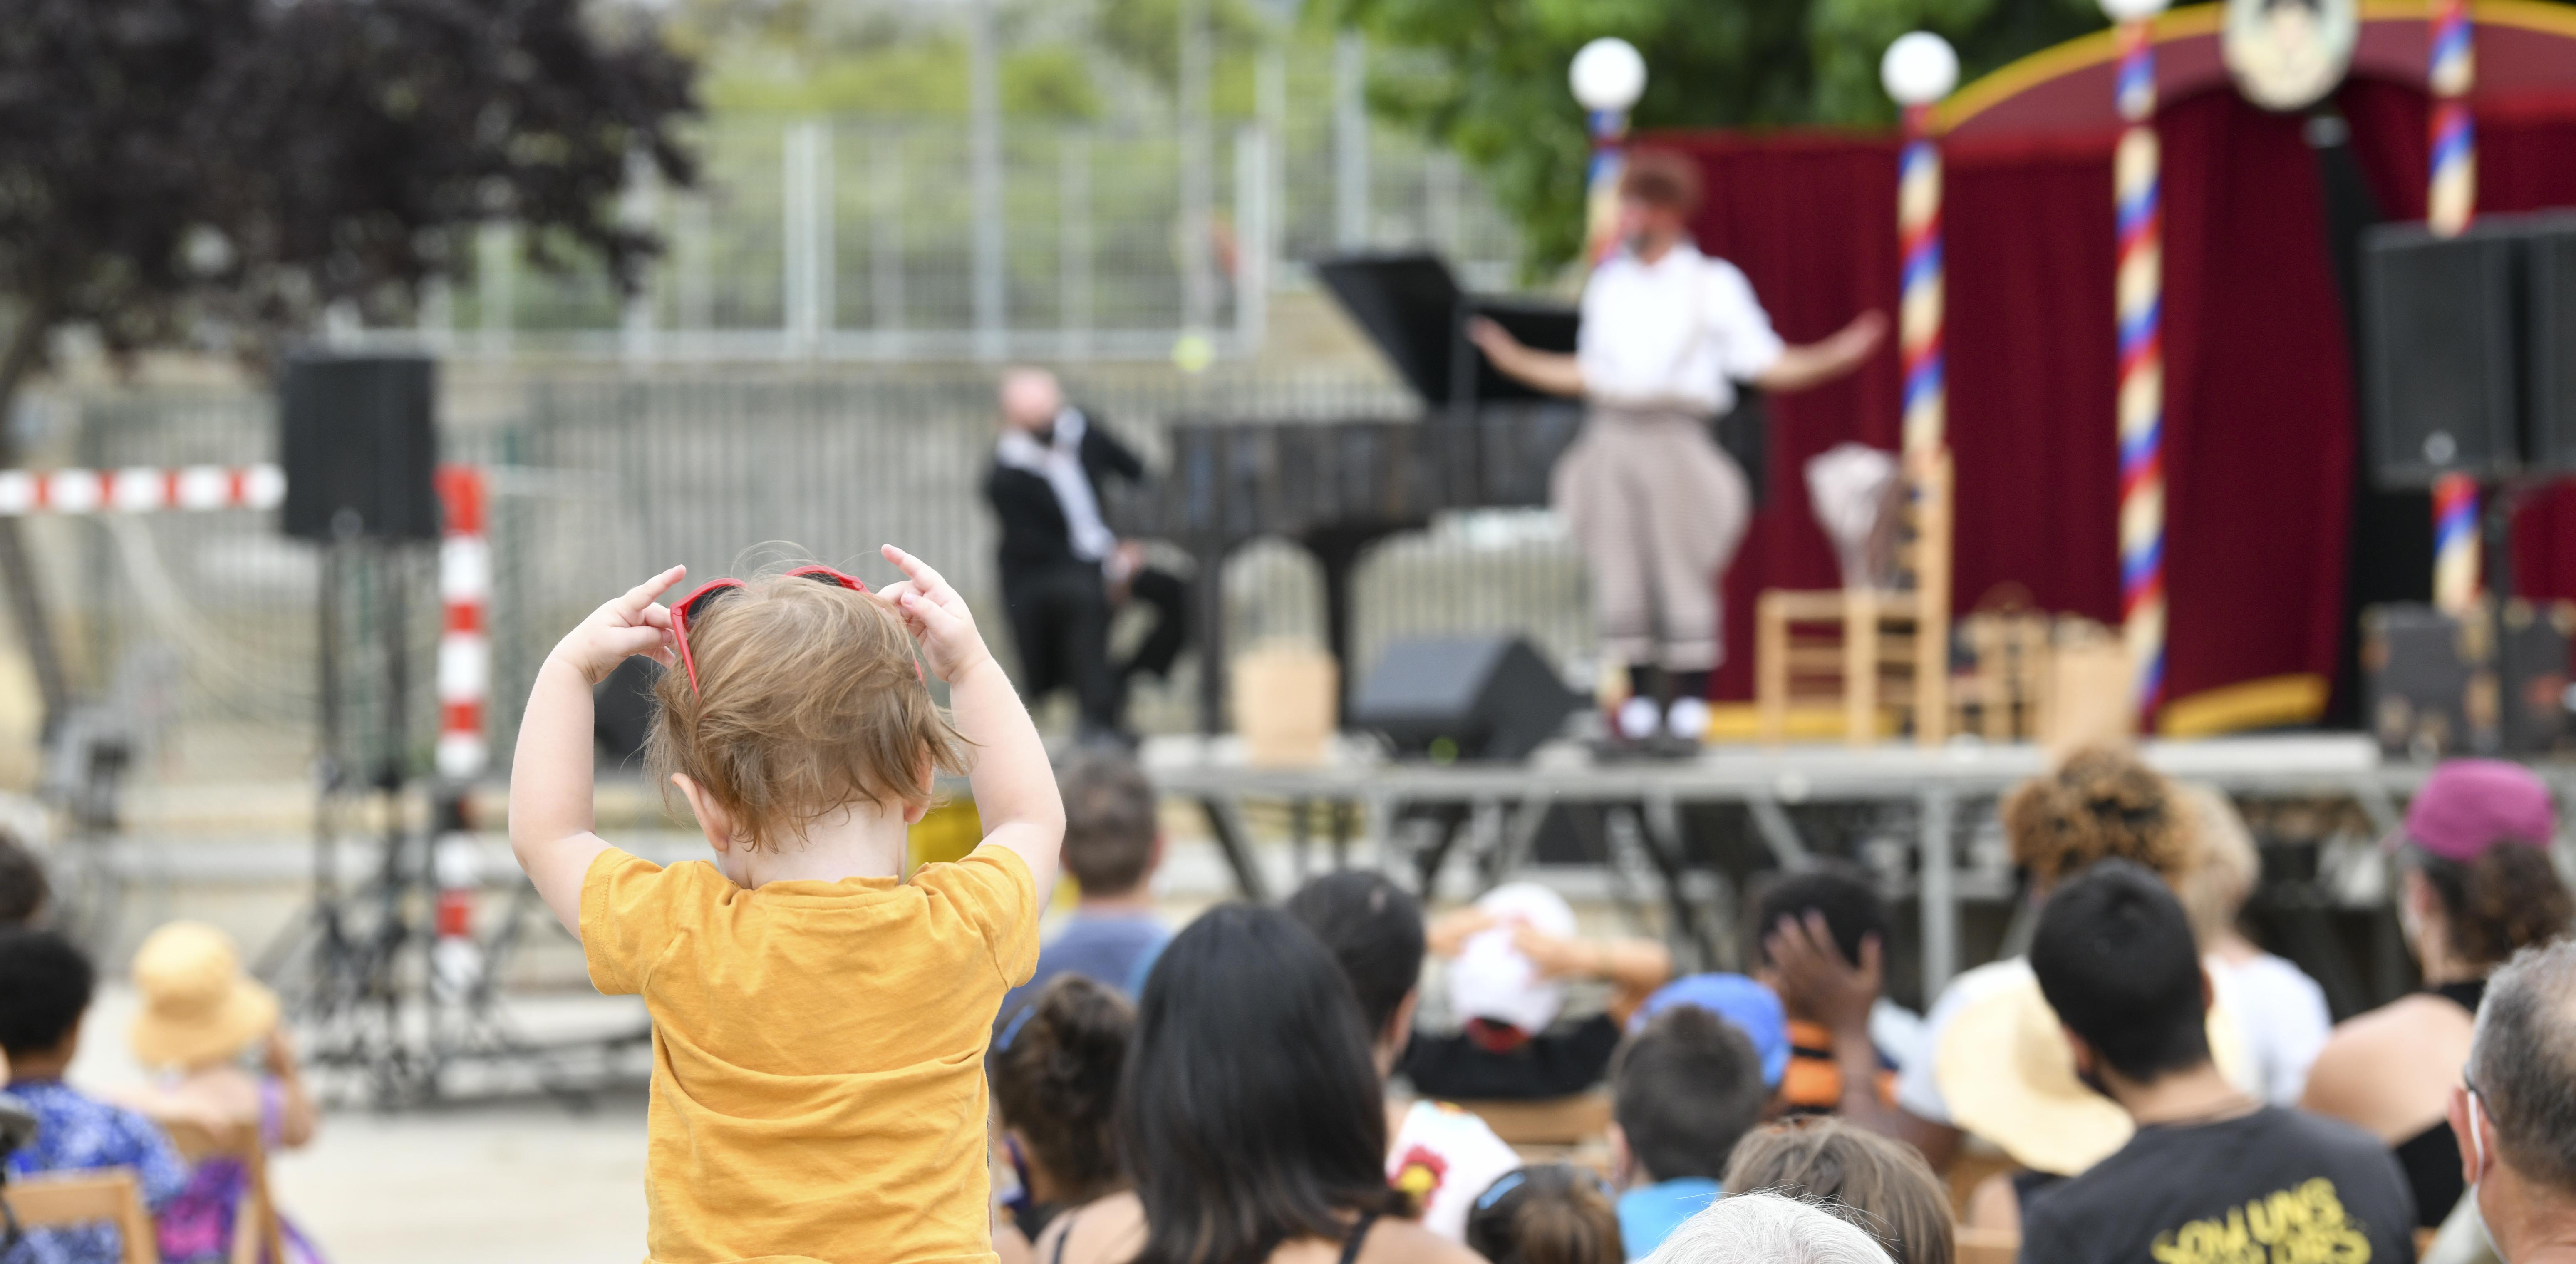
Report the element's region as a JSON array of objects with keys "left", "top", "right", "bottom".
[
  {"left": 364, "top": 103, "right": 1526, "bottom": 363},
  {"left": 28, "top": 365, "right": 1595, "bottom": 786}
]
